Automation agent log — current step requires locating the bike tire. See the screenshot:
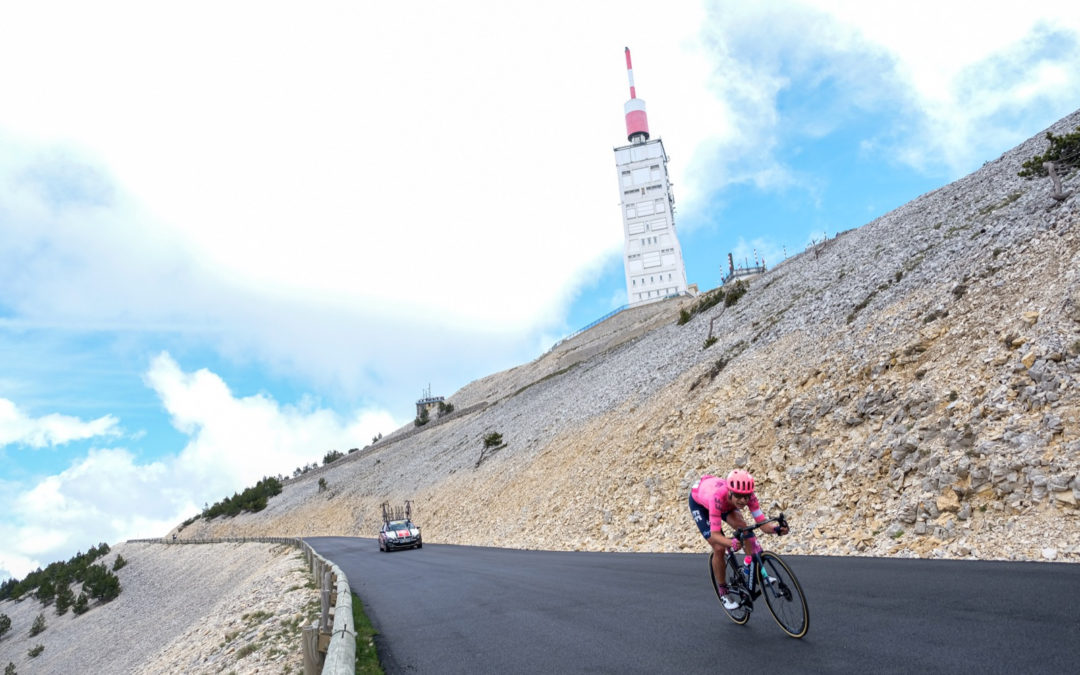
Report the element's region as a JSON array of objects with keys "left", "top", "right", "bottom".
[
  {"left": 759, "top": 551, "right": 809, "bottom": 638},
  {"left": 709, "top": 552, "right": 750, "bottom": 625}
]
